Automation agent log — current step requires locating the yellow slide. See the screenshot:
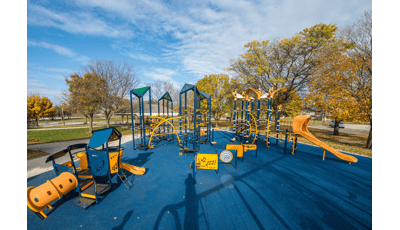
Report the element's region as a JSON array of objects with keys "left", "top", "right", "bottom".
[
  {"left": 120, "top": 163, "right": 146, "bottom": 175},
  {"left": 292, "top": 116, "right": 358, "bottom": 164}
]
